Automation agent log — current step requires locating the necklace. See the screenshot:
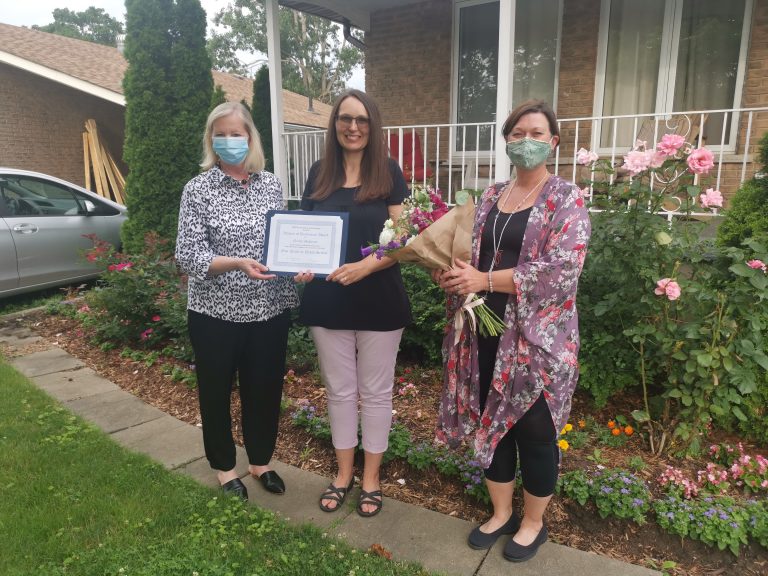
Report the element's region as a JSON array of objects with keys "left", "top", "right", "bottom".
[{"left": 489, "top": 172, "right": 549, "bottom": 274}]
